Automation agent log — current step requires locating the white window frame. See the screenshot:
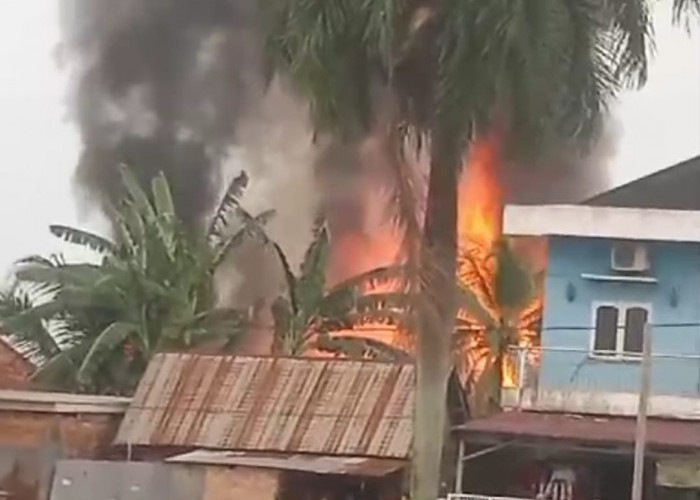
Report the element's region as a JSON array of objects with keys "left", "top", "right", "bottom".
[{"left": 589, "top": 301, "right": 652, "bottom": 360}]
